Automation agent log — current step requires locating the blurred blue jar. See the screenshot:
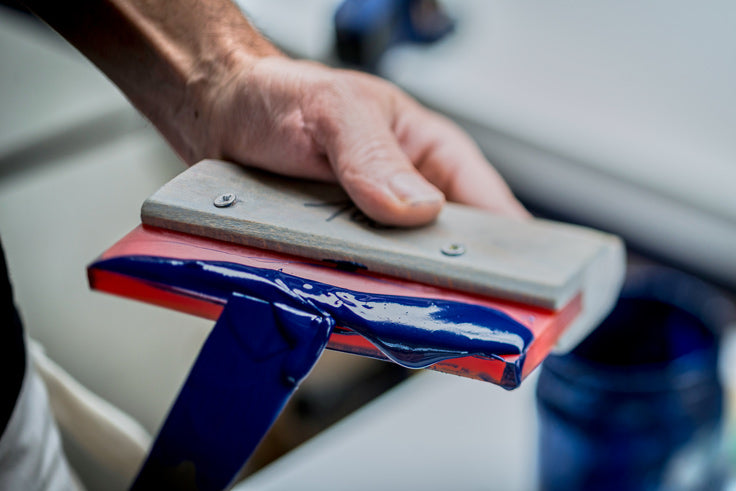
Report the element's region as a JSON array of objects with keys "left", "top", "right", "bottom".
[{"left": 537, "top": 266, "right": 733, "bottom": 491}]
